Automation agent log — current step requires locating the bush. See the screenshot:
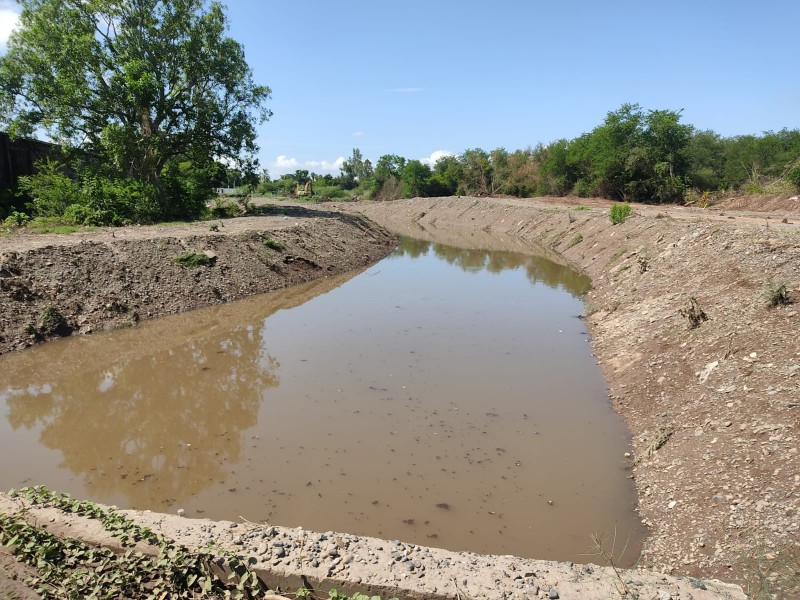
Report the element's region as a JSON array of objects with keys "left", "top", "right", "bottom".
[
  {"left": 3, "top": 211, "right": 31, "bottom": 227},
  {"left": 210, "top": 198, "right": 241, "bottom": 218},
  {"left": 609, "top": 203, "right": 632, "bottom": 224},
  {"left": 764, "top": 281, "right": 791, "bottom": 307},
  {"left": 17, "top": 160, "right": 81, "bottom": 216},
  {"left": 786, "top": 166, "right": 800, "bottom": 191}
]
